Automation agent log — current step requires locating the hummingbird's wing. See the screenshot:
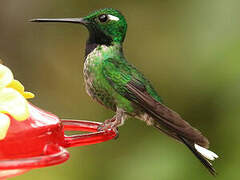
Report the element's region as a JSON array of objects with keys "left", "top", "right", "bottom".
[
  {"left": 102, "top": 58, "right": 217, "bottom": 175},
  {"left": 102, "top": 58, "right": 208, "bottom": 146}
]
